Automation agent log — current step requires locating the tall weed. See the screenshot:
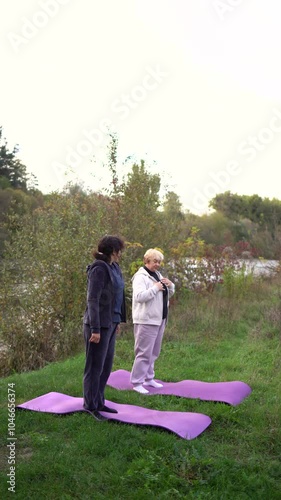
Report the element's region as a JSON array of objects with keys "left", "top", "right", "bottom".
[{"left": 222, "top": 264, "right": 254, "bottom": 299}]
